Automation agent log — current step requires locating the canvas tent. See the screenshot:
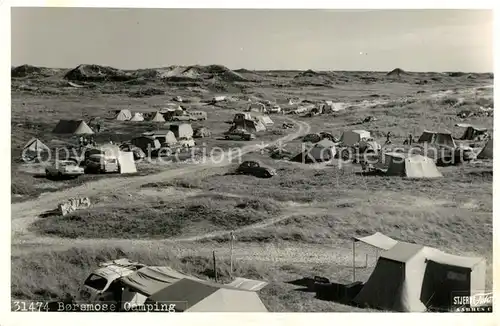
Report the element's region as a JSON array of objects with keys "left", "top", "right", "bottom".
[
  {"left": 477, "top": 139, "right": 493, "bottom": 159},
  {"left": 340, "top": 130, "right": 371, "bottom": 146},
  {"left": 314, "top": 139, "right": 337, "bottom": 157},
  {"left": 145, "top": 278, "right": 268, "bottom": 312},
  {"left": 291, "top": 146, "right": 334, "bottom": 164},
  {"left": 52, "top": 120, "right": 94, "bottom": 135},
  {"left": 130, "top": 113, "right": 145, "bottom": 122},
  {"left": 418, "top": 130, "right": 456, "bottom": 148},
  {"left": 119, "top": 266, "right": 202, "bottom": 307},
  {"left": 131, "top": 136, "right": 161, "bottom": 153},
  {"left": 119, "top": 266, "right": 268, "bottom": 312},
  {"left": 352, "top": 241, "right": 486, "bottom": 312},
  {"left": 325, "top": 101, "right": 347, "bottom": 112},
  {"left": 231, "top": 114, "right": 266, "bottom": 133},
  {"left": 456, "top": 124, "right": 488, "bottom": 141},
  {"left": 149, "top": 111, "right": 166, "bottom": 122},
  {"left": 116, "top": 109, "right": 132, "bottom": 121},
  {"left": 229, "top": 119, "right": 266, "bottom": 133},
  {"left": 142, "top": 130, "right": 177, "bottom": 146},
  {"left": 255, "top": 115, "right": 274, "bottom": 126},
  {"left": 233, "top": 112, "right": 253, "bottom": 123},
  {"left": 118, "top": 151, "right": 137, "bottom": 174},
  {"left": 247, "top": 102, "right": 267, "bottom": 113},
  {"left": 23, "top": 138, "right": 50, "bottom": 155},
  {"left": 168, "top": 123, "right": 194, "bottom": 139},
  {"left": 374, "top": 153, "right": 442, "bottom": 178}
]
